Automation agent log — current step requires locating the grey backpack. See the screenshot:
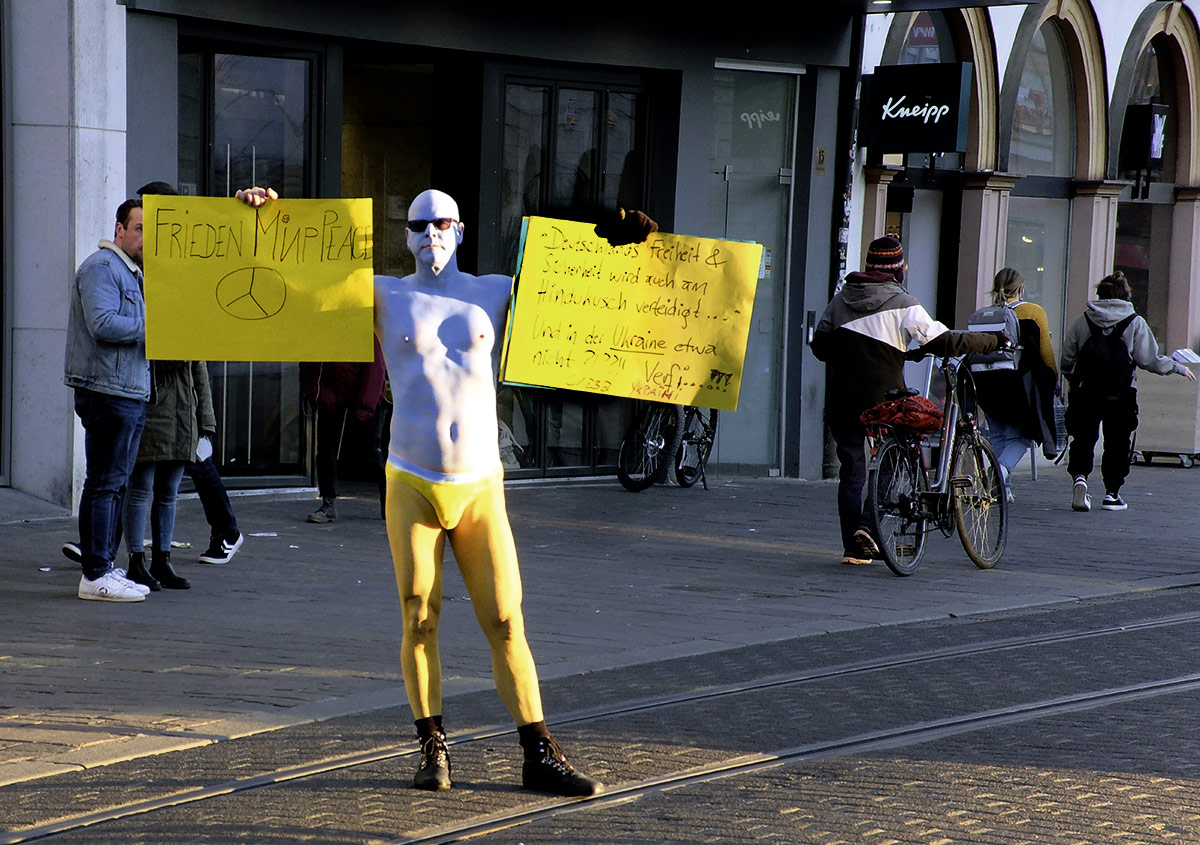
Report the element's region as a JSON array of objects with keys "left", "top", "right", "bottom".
[{"left": 966, "top": 301, "right": 1021, "bottom": 373}]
